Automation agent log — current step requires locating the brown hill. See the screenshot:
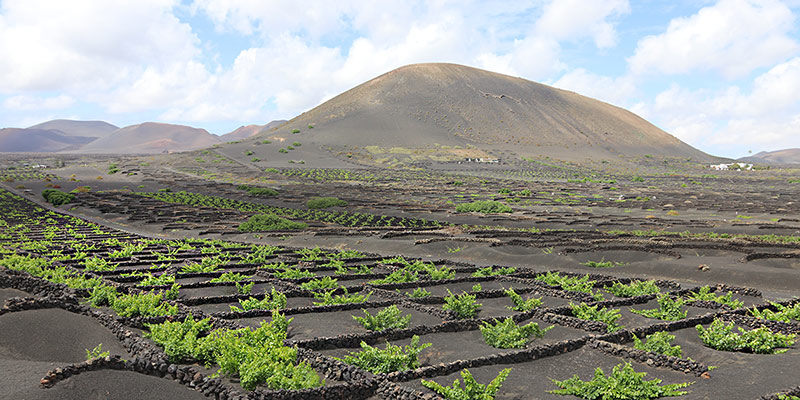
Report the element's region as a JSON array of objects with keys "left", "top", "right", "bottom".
[
  {"left": 248, "top": 63, "right": 712, "bottom": 163},
  {"left": 0, "top": 128, "right": 95, "bottom": 152},
  {"left": 222, "top": 120, "right": 287, "bottom": 142},
  {"left": 28, "top": 119, "right": 118, "bottom": 138},
  {"left": 741, "top": 149, "right": 800, "bottom": 164},
  {"left": 79, "top": 122, "right": 221, "bottom": 154}
]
